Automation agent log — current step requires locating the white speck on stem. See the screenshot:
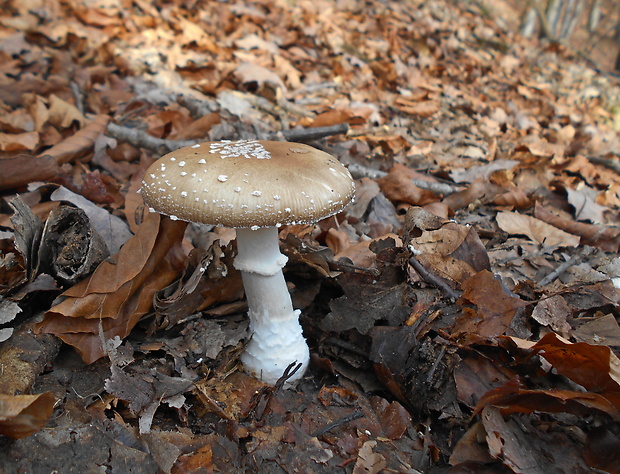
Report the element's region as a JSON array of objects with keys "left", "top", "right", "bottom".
[
  {"left": 218, "top": 175, "right": 228, "bottom": 182},
  {"left": 251, "top": 191, "right": 262, "bottom": 196}
]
